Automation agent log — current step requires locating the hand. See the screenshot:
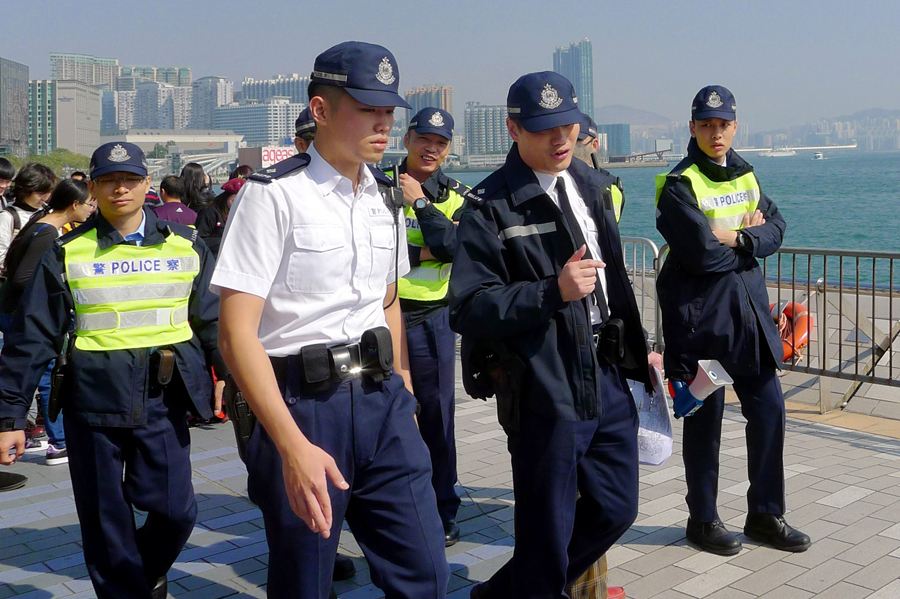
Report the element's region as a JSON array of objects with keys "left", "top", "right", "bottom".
[
  {"left": 712, "top": 229, "right": 739, "bottom": 247},
  {"left": 647, "top": 351, "right": 663, "bottom": 373},
  {"left": 0, "top": 430, "right": 25, "bottom": 466},
  {"left": 281, "top": 440, "right": 349, "bottom": 538},
  {"left": 558, "top": 245, "right": 605, "bottom": 302},
  {"left": 747, "top": 209, "right": 766, "bottom": 227},
  {"left": 398, "top": 173, "right": 425, "bottom": 206},
  {"left": 213, "top": 379, "right": 226, "bottom": 417}
]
